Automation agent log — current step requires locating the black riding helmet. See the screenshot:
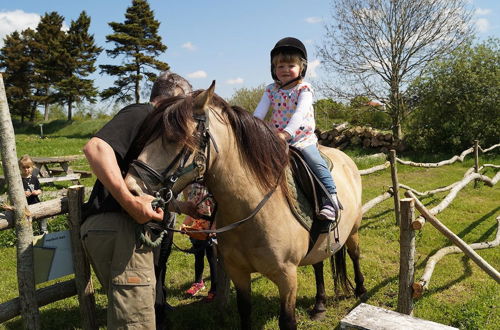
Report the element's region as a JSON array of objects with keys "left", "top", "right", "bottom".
[{"left": 270, "top": 37, "right": 308, "bottom": 81}]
